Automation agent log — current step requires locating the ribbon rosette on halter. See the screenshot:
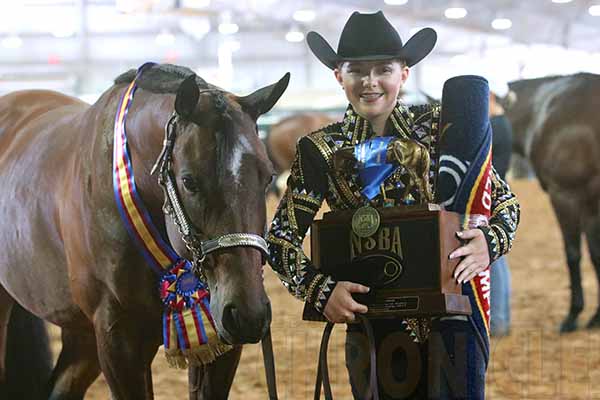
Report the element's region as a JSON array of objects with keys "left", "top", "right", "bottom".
[
  {"left": 158, "top": 259, "right": 224, "bottom": 366},
  {"left": 112, "top": 63, "right": 230, "bottom": 368},
  {"left": 159, "top": 259, "right": 209, "bottom": 311}
]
